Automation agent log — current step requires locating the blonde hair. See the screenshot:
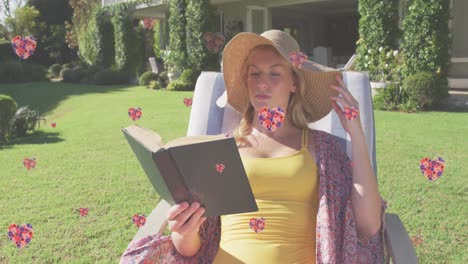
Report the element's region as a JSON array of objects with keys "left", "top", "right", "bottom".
[{"left": 234, "top": 45, "right": 315, "bottom": 147}]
